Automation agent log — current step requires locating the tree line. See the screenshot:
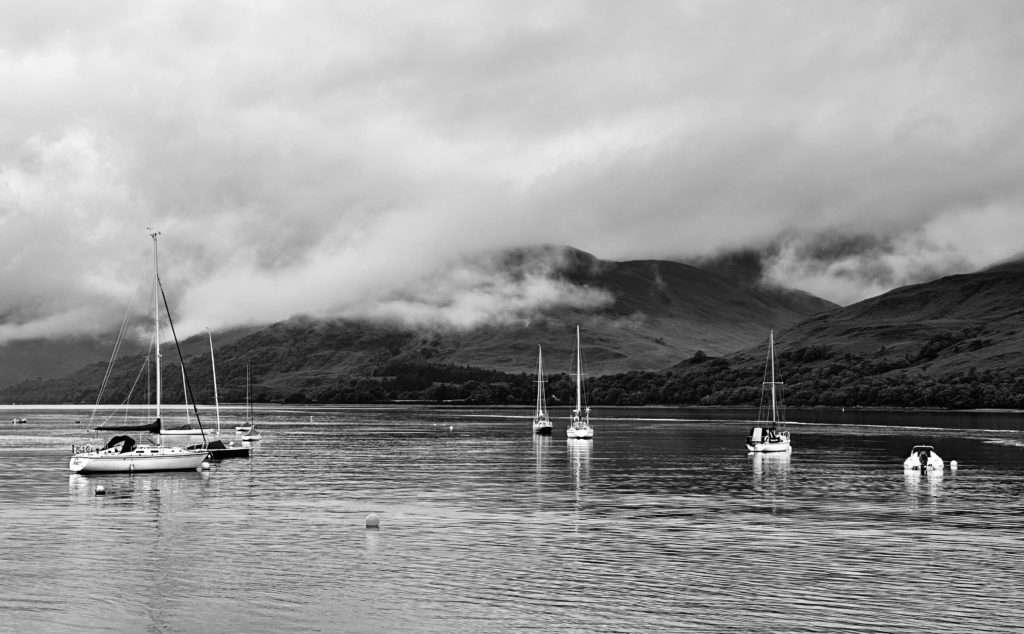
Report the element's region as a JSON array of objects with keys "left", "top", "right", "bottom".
[{"left": 3, "top": 328, "right": 1022, "bottom": 409}]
